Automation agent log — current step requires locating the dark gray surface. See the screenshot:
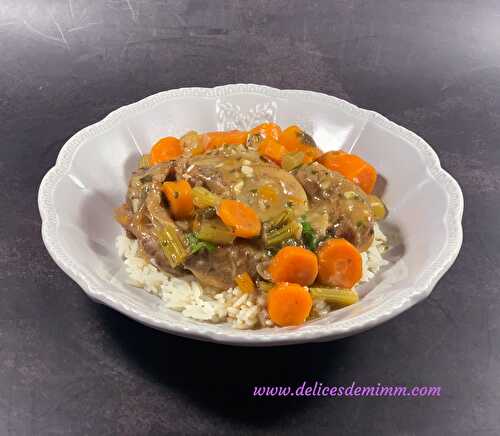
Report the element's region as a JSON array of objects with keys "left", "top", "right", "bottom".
[{"left": 1, "top": 1, "right": 499, "bottom": 435}]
